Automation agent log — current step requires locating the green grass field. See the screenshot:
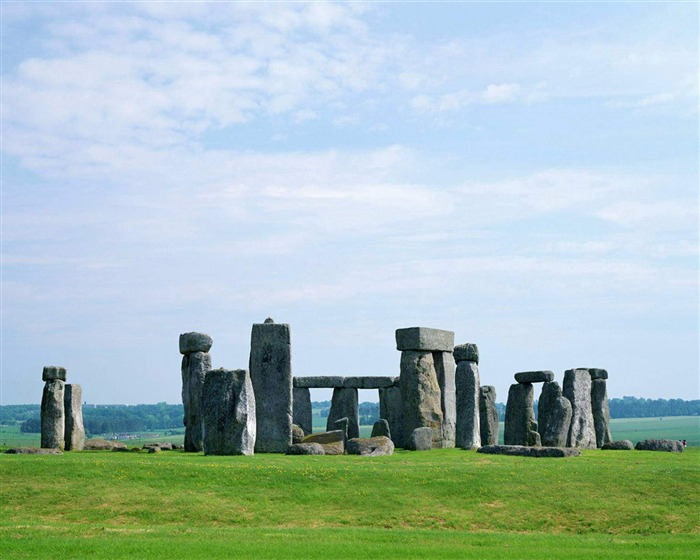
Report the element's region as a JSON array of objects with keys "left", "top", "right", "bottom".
[{"left": 0, "top": 446, "right": 697, "bottom": 559}]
